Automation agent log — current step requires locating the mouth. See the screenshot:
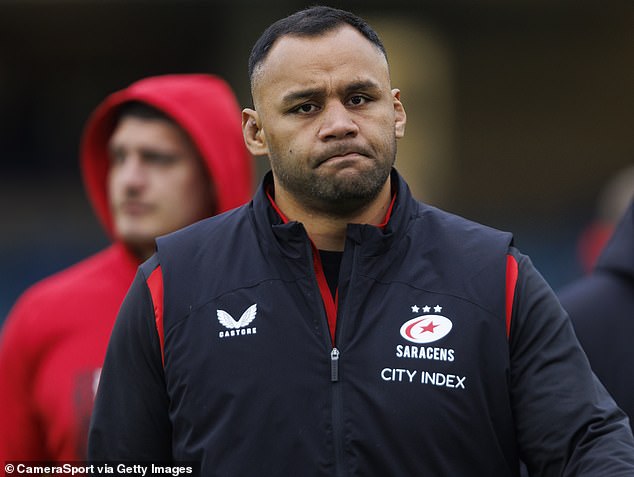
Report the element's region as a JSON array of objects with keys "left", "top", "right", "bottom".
[
  {"left": 120, "top": 201, "right": 152, "bottom": 215},
  {"left": 316, "top": 148, "right": 370, "bottom": 168}
]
